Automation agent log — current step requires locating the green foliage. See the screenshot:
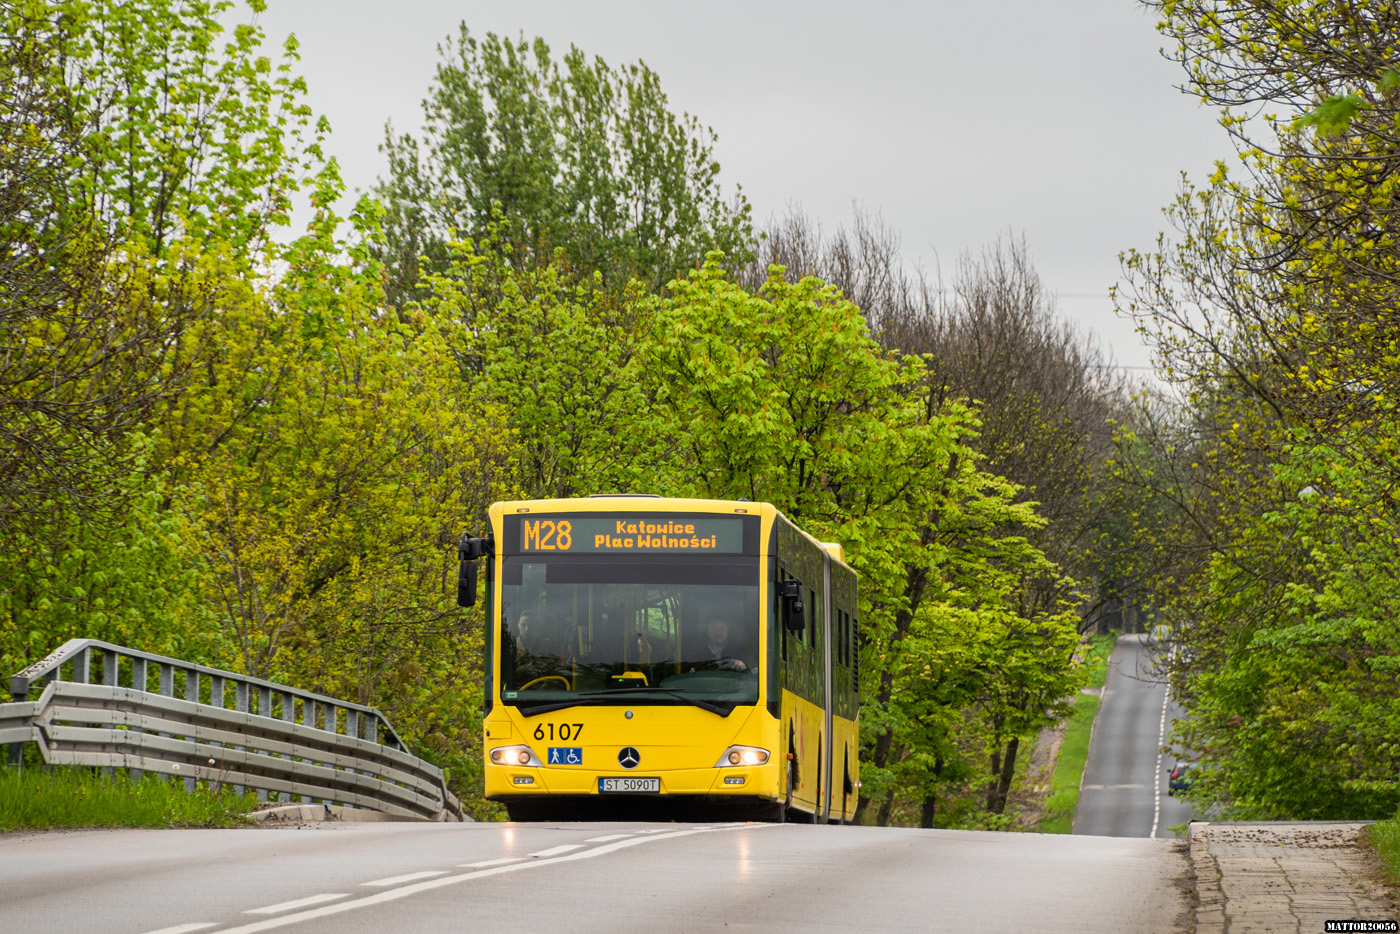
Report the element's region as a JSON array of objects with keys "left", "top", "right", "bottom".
[
  {"left": 422, "top": 230, "right": 656, "bottom": 499},
  {"left": 637, "top": 258, "right": 935, "bottom": 513},
  {"left": 0, "top": 18, "right": 218, "bottom": 551},
  {"left": 0, "top": 0, "right": 325, "bottom": 680},
  {"left": 0, "top": 435, "right": 220, "bottom": 672},
  {"left": 1298, "top": 93, "right": 1364, "bottom": 137},
  {"left": 1170, "top": 444, "right": 1400, "bottom": 820},
  {"left": 375, "top": 27, "right": 754, "bottom": 305},
  {"left": 159, "top": 189, "right": 501, "bottom": 732},
  {"left": 9, "top": 0, "right": 321, "bottom": 258},
  {"left": 1126, "top": 0, "right": 1400, "bottom": 820},
  {"left": 0, "top": 766, "right": 257, "bottom": 830}
]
